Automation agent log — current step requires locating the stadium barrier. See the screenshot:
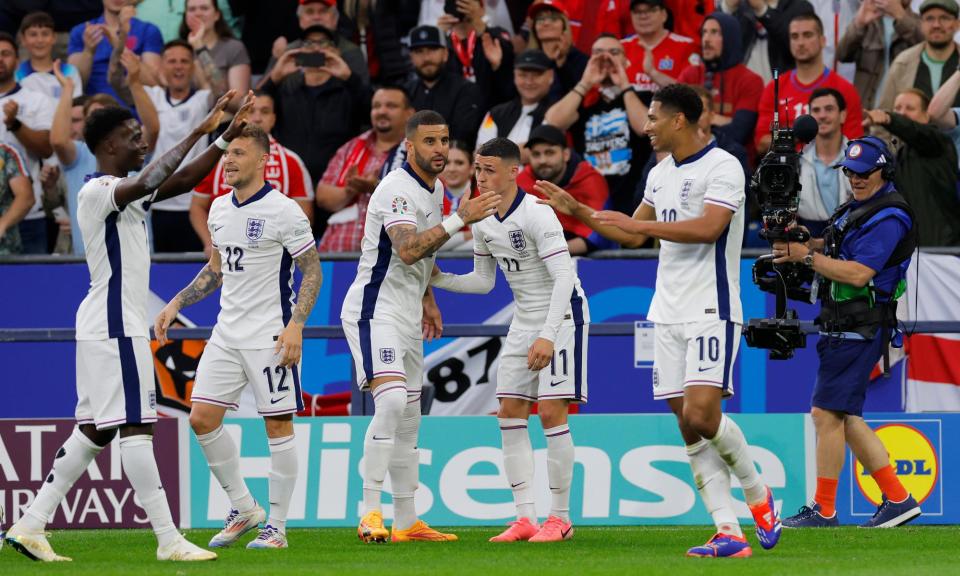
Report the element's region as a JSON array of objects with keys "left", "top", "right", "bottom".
[{"left": 0, "top": 413, "right": 956, "bottom": 528}]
